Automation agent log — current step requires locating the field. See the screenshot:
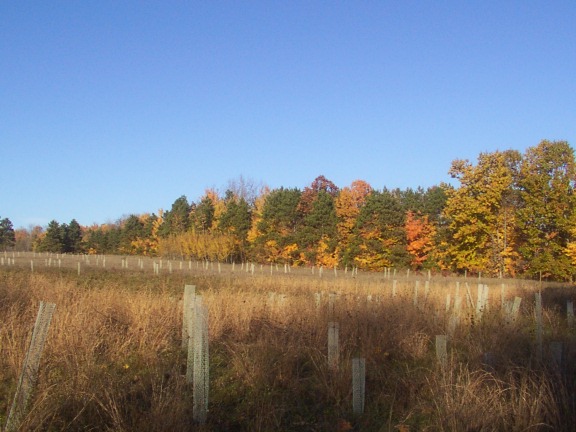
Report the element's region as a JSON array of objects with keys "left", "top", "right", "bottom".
[{"left": 1, "top": 252, "right": 576, "bottom": 431}]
